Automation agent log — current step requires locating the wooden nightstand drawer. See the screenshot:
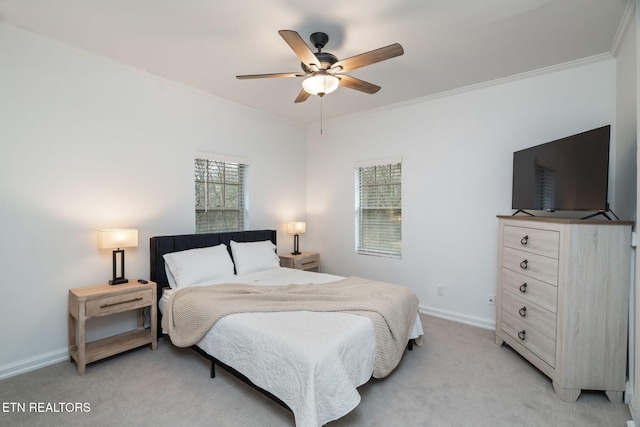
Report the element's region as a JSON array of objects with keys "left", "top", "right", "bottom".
[
  {"left": 279, "top": 252, "right": 320, "bottom": 271},
  {"left": 85, "top": 289, "right": 152, "bottom": 317},
  {"left": 294, "top": 253, "right": 319, "bottom": 270}
]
